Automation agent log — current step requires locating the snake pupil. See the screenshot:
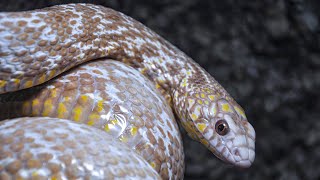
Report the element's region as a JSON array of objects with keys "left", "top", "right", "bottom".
[
  {"left": 215, "top": 120, "right": 229, "bottom": 136},
  {"left": 218, "top": 124, "right": 225, "bottom": 131}
]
